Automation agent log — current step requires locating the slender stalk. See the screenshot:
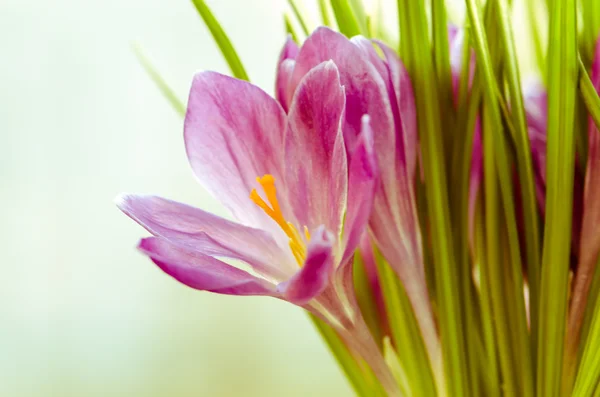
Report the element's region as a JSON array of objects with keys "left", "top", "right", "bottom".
[
  {"left": 537, "top": 0, "right": 578, "bottom": 394},
  {"left": 398, "top": 0, "right": 468, "bottom": 395},
  {"left": 190, "top": 0, "right": 249, "bottom": 81}
]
